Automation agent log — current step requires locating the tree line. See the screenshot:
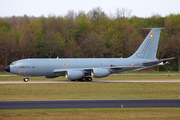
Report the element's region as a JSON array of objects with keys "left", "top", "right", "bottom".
[{"left": 0, "top": 7, "right": 180, "bottom": 71}]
